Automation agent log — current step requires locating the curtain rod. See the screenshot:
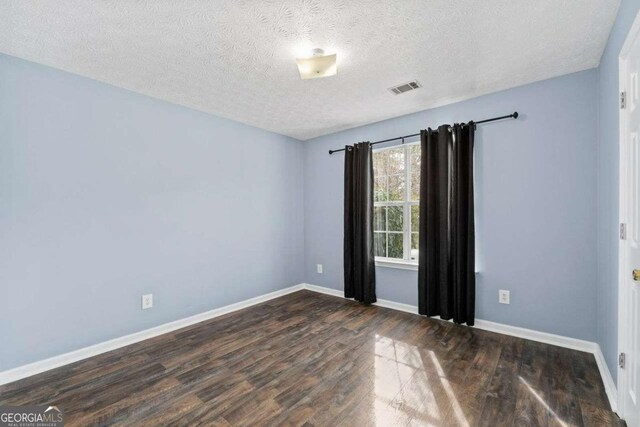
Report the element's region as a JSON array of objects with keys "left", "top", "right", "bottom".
[{"left": 327, "top": 111, "right": 519, "bottom": 155}]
